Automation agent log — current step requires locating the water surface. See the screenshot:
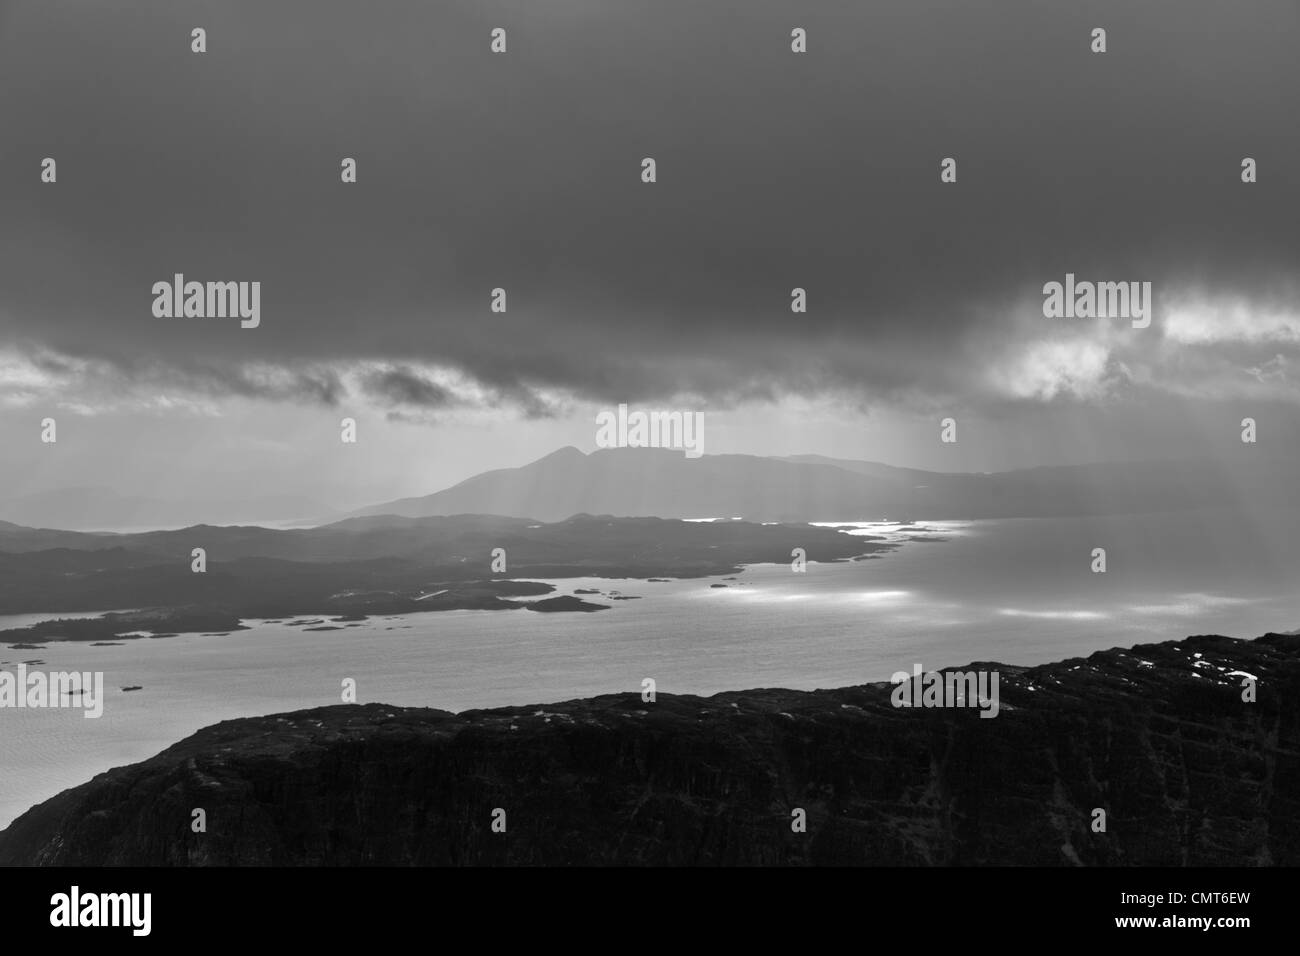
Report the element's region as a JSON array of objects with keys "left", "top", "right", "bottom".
[{"left": 3, "top": 510, "right": 1298, "bottom": 829}]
